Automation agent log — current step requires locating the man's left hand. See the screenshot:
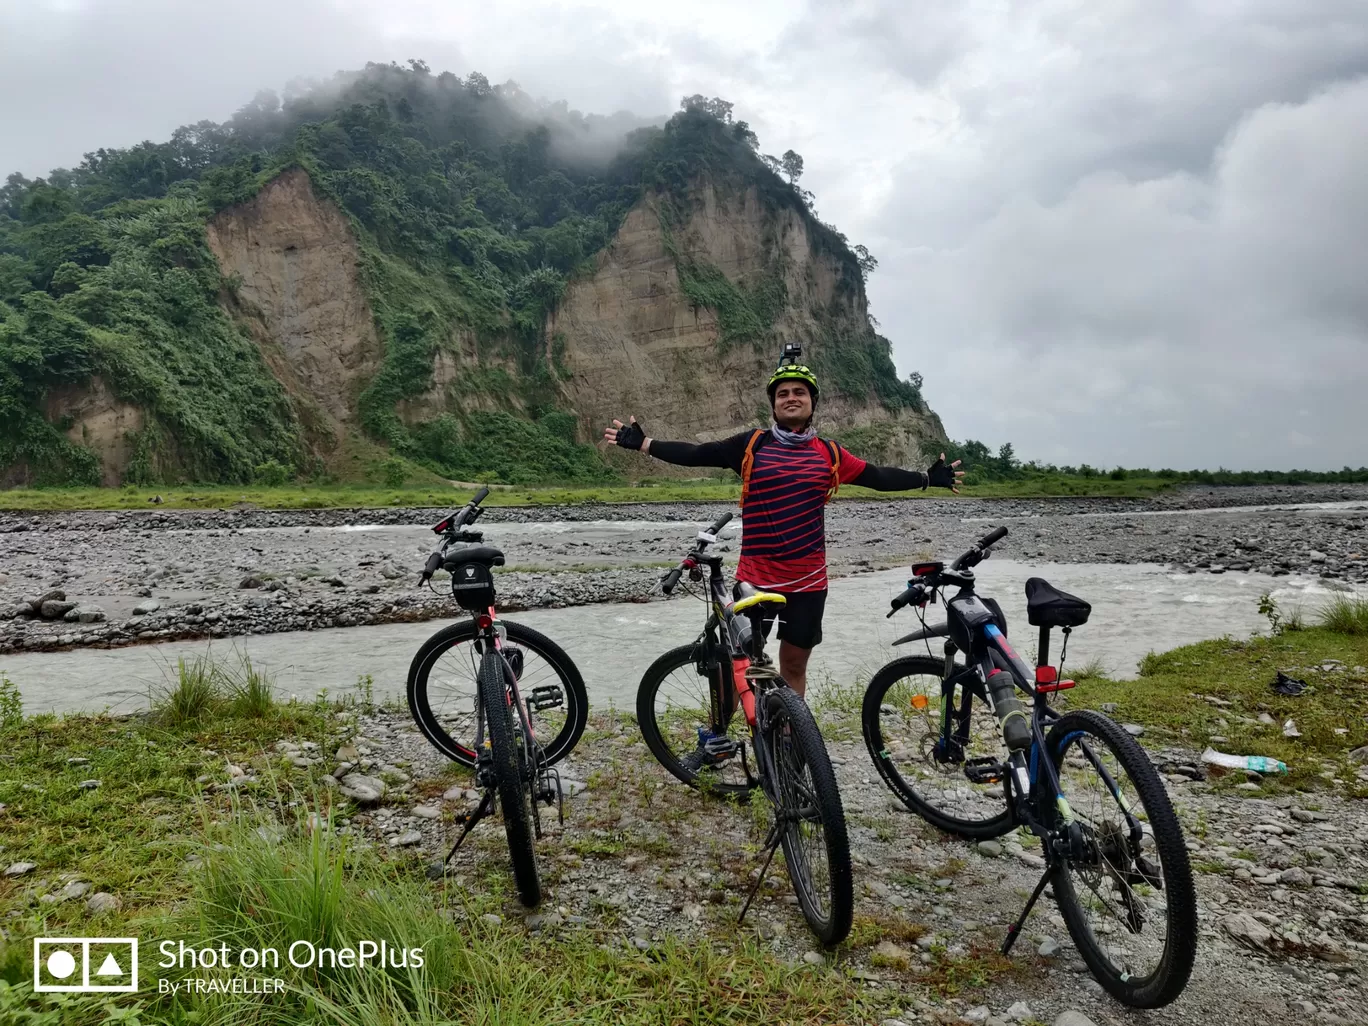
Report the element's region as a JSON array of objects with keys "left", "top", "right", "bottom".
[{"left": 928, "top": 453, "right": 965, "bottom": 493}]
